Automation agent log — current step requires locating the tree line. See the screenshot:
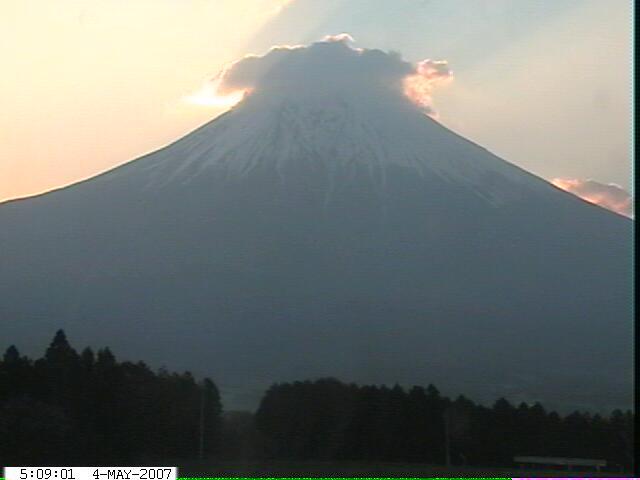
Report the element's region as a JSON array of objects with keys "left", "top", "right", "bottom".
[
  {"left": 0, "top": 330, "right": 221, "bottom": 464},
  {"left": 253, "top": 378, "right": 634, "bottom": 471},
  {"left": 0, "top": 331, "right": 634, "bottom": 471}
]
